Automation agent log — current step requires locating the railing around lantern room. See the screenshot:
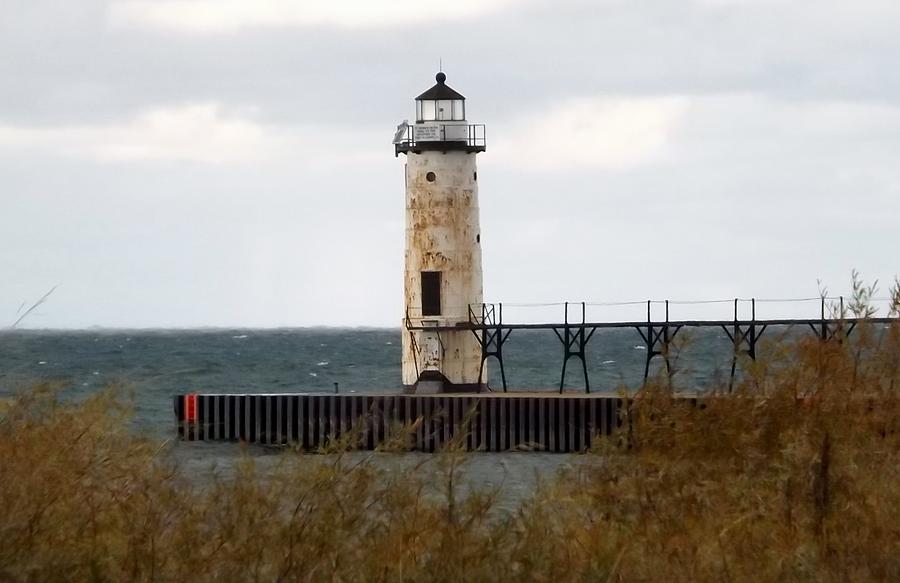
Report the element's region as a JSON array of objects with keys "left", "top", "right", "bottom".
[{"left": 394, "top": 123, "right": 486, "bottom": 156}]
